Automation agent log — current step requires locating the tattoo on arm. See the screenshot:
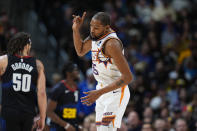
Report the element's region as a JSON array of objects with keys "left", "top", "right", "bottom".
[
  {"left": 36, "top": 63, "right": 40, "bottom": 73},
  {"left": 116, "top": 79, "right": 124, "bottom": 86}
]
